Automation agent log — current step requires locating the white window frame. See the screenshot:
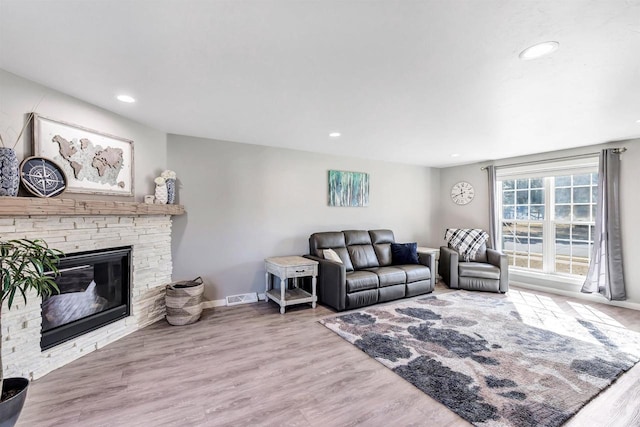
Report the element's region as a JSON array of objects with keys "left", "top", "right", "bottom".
[{"left": 496, "top": 156, "right": 598, "bottom": 280}]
